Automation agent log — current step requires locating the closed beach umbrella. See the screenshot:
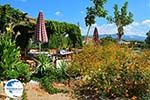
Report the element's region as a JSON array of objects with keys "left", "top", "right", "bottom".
[
  {"left": 93, "top": 27, "right": 100, "bottom": 44},
  {"left": 35, "top": 11, "right": 48, "bottom": 51}
]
